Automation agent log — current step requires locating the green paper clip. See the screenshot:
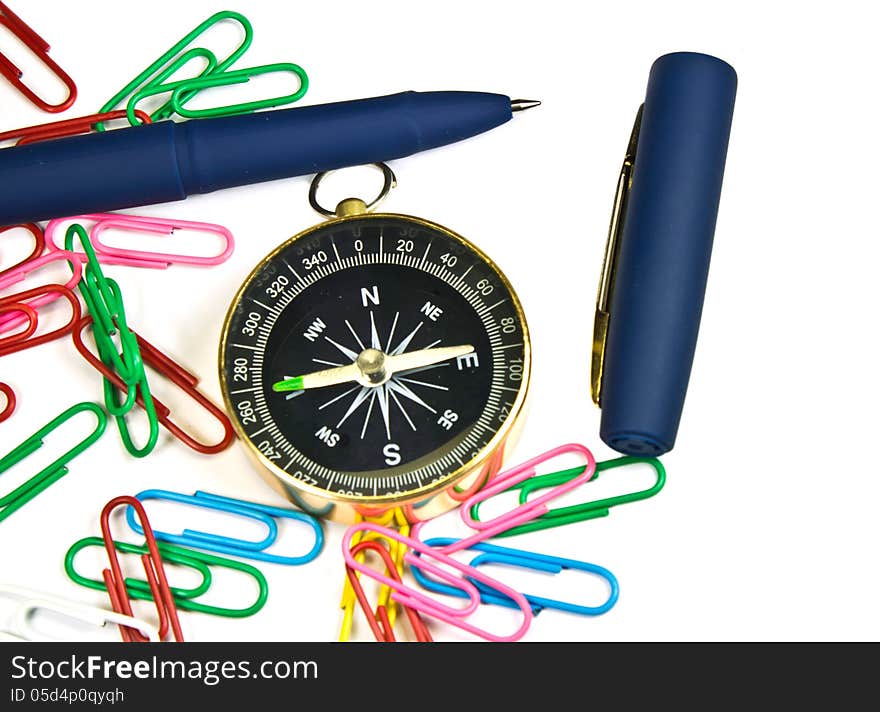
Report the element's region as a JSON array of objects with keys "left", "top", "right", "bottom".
[
  {"left": 66, "top": 224, "right": 160, "bottom": 458},
  {"left": 97, "top": 10, "right": 254, "bottom": 128},
  {"left": 0, "top": 403, "right": 107, "bottom": 523},
  {"left": 64, "top": 538, "right": 268, "bottom": 618},
  {"left": 126, "top": 62, "right": 309, "bottom": 125},
  {"left": 469, "top": 456, "right": 666, "bottom": 537}
]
